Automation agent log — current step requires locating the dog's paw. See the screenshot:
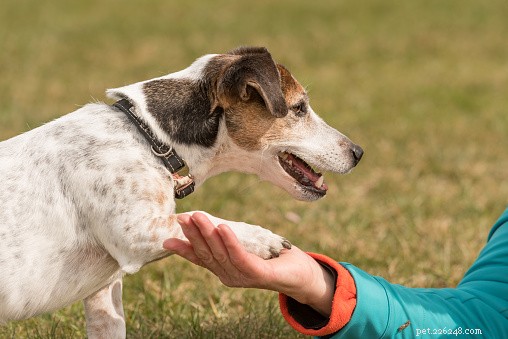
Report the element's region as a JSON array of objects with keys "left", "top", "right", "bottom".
[{"left": 233, "top": 223, "right": 292, "bottom": 259}]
